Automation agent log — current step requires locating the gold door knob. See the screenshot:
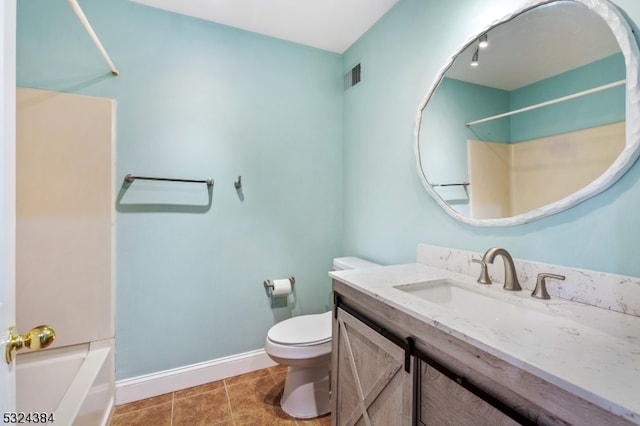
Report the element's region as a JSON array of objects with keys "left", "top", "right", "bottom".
[{"left": 5, "top": 325, "right": 56, "bottom": 364}]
